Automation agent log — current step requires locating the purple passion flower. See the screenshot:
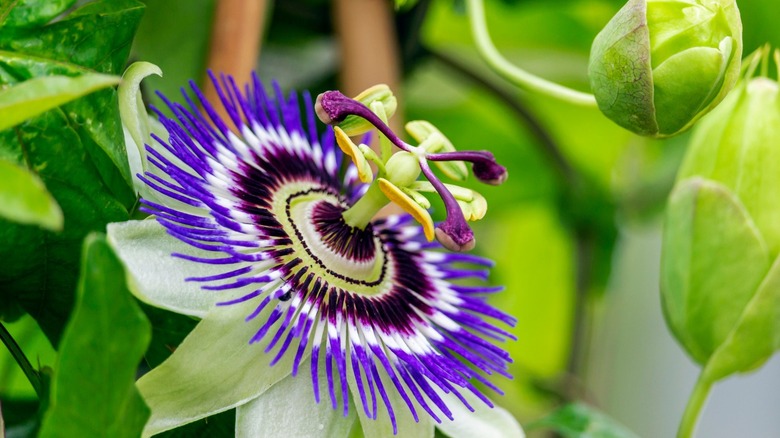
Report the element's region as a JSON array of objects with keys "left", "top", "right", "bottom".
[{"left": 109, "top": 73, "right": 518, "bottom": 437}]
